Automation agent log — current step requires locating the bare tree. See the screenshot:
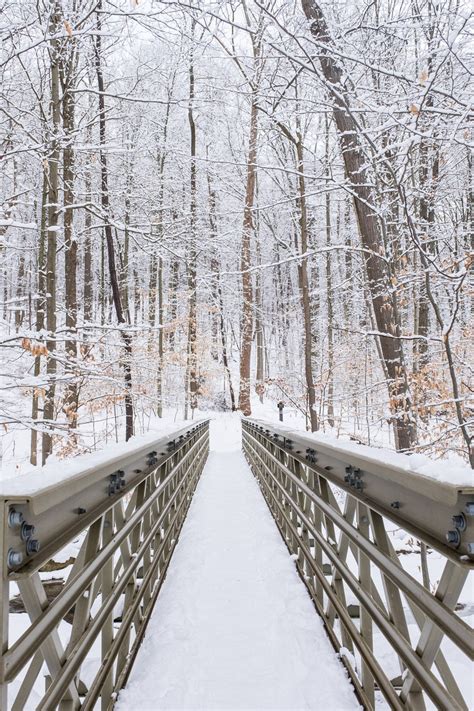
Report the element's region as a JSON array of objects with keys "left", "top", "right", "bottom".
[
  {"left": 301, "top": 0, "right": 416, "bottom": 451},
  {"left": 94, "top": 0, "right": 134, "bottom": 440}
]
